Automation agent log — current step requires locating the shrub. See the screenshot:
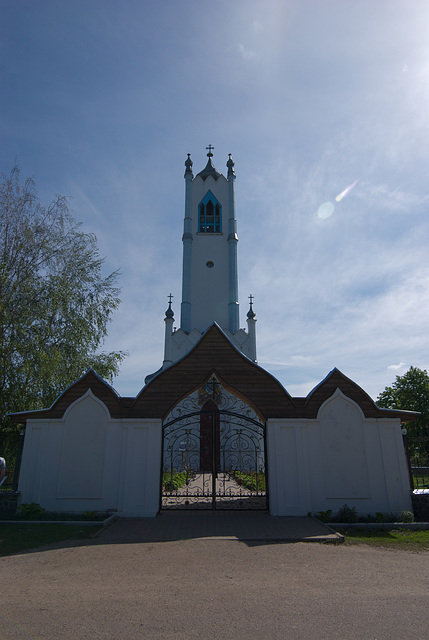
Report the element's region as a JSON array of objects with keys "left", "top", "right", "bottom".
[
  {"left": 316, "top": 509, "right": 332, "bottom": 523},
  {"left": 400, "top": 510, "right": 415, "bottom": 523},
  {"left": 17, "top": 503, "right": 45, "bottom": 519},
  {"left": 163, "top": 471, "right": 188, "bottom": 492},
  {"left": 333, "top": 504, "right": 358, "bottom": 523},
  {"left": 232, "top": 471, "right": 266, "bottom": 492}
]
